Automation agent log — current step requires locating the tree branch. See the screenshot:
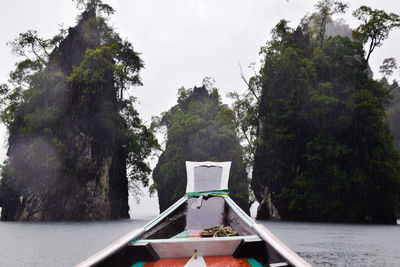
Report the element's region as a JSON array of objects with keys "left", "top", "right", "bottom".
[{"left": 239, "top": 62, "right": 260, "bottom": 102}]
